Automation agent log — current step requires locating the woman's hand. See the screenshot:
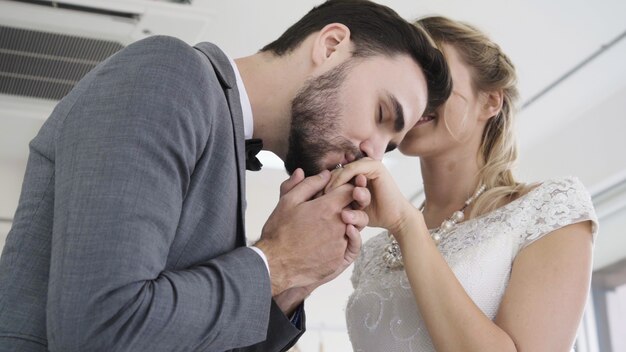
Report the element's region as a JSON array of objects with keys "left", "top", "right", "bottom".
[{"left": 325, "top": 158, "right": 417, "bottom": 236}]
